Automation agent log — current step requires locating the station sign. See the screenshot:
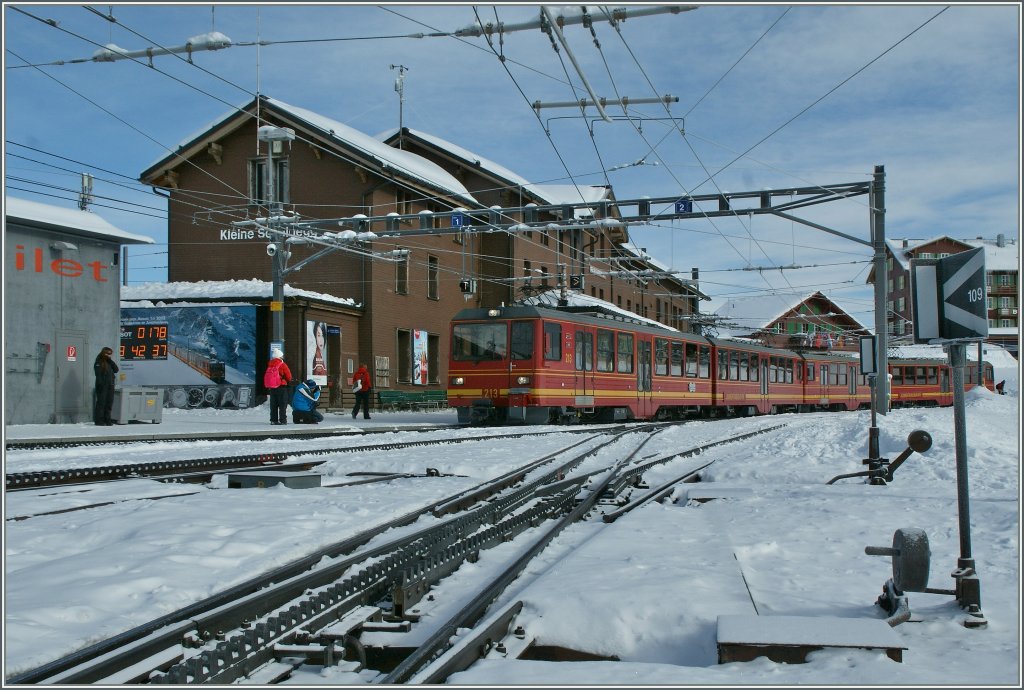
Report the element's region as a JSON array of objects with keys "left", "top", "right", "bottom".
[
  {"left": 674, "top": 199, "right": 693, "bottom": 214},
  {"left": 911, "top": 247, "right": 988, "bottom": 342}
]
